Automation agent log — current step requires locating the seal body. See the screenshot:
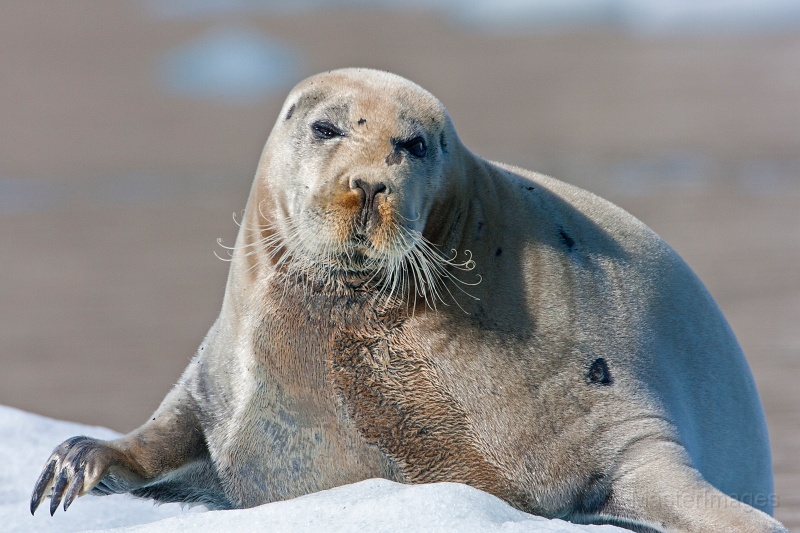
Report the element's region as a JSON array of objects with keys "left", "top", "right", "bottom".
[{"left": 32, "top": 69, "right": 786, "bottom": 532}]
